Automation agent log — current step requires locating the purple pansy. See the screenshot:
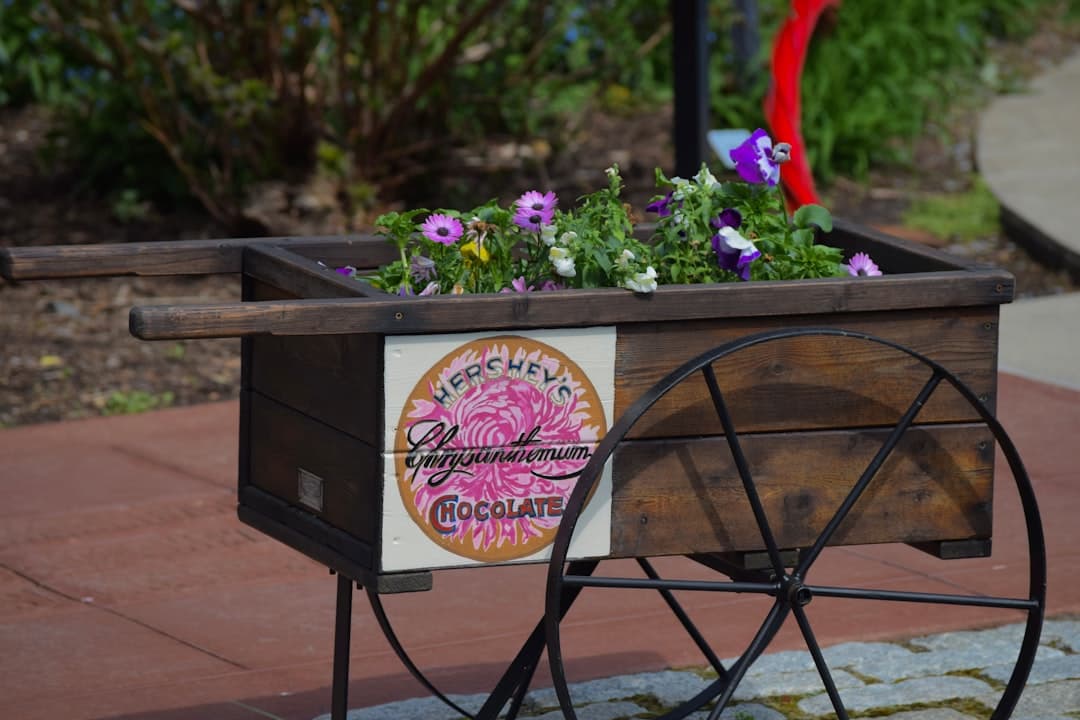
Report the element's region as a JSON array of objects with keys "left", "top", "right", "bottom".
[
  {"left": 711, "top": 226, "right": 761, "bottom": 281},
  {"left": 645, "top": 191, "right": 676, "bottom": 217},
  {"left": 410, "top": 255, "right": 437, "bottom": 282},
  {"left": 710, "top": 208, "right": 743, "bottom": 231},
  {"left": 335, "top": 265, "right": 357, "bottom": 277},
  {"left": 513, "top": 190, "right": 558, "bottom": 231},
  {"left": 729, "top": 128, "right": 782, "bottom": 187},
  {"left": 842, "top": 252, "right": 882, "bottom": 277},
  {"left": 420, "top": 213, "right": 463, "bottom": 245}
]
